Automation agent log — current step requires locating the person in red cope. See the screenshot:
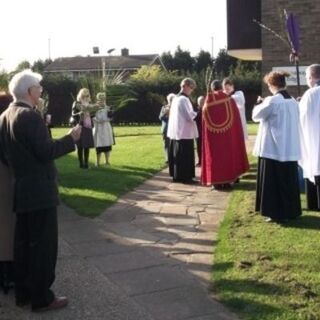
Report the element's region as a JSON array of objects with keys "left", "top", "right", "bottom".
[{"left": 201, "top": 80, "right": 249, "bottom": 190}]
